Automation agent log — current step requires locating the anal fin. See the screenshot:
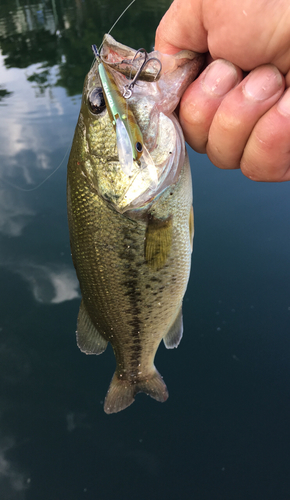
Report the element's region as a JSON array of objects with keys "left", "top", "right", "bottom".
[
  {"left": 77, "top": 300, "right": 108, "bottom": 355},
  {"left": 163, "top": 306, "right": 183, "bottom": 349},
  {"left": 104, "top": 367, "right": 168, "bottom": 414}
]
